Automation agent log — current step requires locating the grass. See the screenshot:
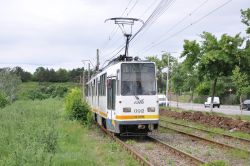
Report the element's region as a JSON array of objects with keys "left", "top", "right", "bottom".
[
  {"left": 201, "top": 160, "right": 228, "bottom": 166},
  {"left": 0, "top": 99, "right": 139, "bottom": 166},
  {"left": 228, "top": 149, "right": 249, "bottom": 160},
  {"left": 232, "top": 114, "right": 250, "bottom": 122}
]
